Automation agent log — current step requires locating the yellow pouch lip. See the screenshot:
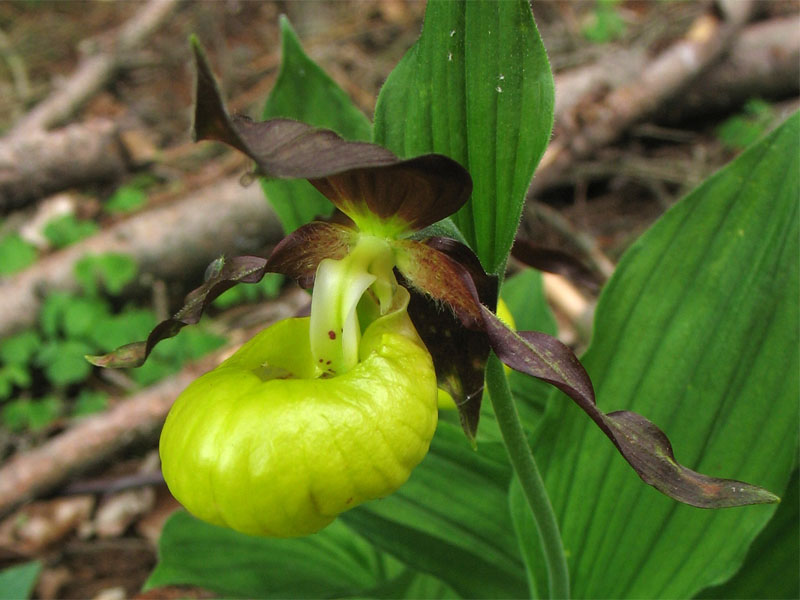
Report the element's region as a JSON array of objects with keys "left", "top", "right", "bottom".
[{"left": 160, "top": 287, "right": 438, "bottom": 538}]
